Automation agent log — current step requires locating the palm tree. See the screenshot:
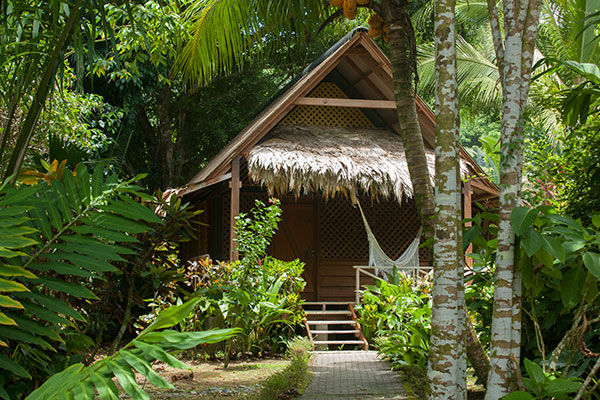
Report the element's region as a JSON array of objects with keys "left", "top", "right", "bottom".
[{"left": 174, "top": 0, "right": 436, "bottom": 234}]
